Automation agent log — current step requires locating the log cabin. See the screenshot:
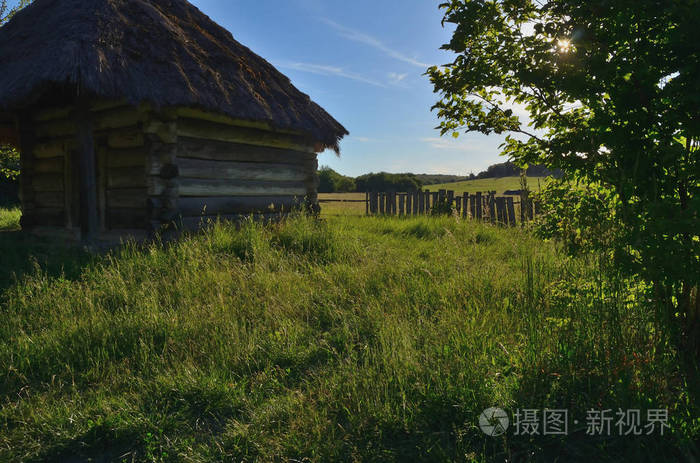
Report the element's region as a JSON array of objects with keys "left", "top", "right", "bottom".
[{"left": 0, "top": 0, "right": 348, "bottom": 243}]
